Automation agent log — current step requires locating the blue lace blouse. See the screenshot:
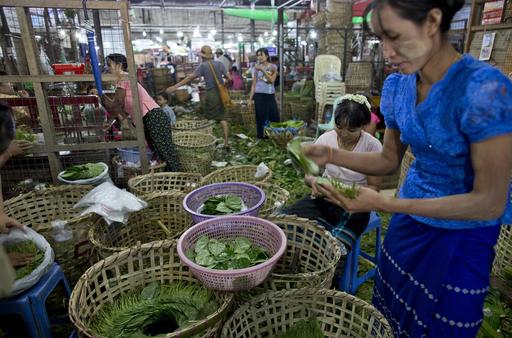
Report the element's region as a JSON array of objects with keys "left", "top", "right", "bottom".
[{"left": 382, "top": 54, "right": 512, "bottom": 229}]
